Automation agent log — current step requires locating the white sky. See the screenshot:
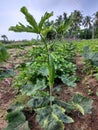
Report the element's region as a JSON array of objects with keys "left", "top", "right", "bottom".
[{"left": 0, "top": 0, "right": 98, "bottom": 40}]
